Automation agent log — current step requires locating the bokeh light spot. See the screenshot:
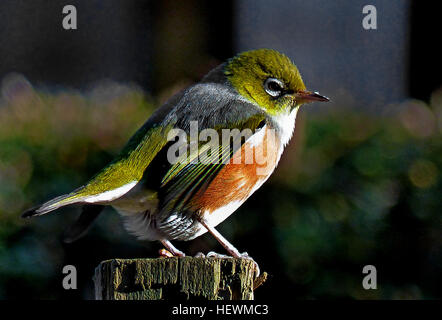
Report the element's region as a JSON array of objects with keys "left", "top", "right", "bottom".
[{"left": 408, "top": 159, "right": 439, "bottom": 189}]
